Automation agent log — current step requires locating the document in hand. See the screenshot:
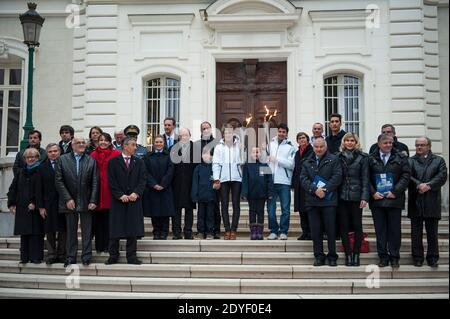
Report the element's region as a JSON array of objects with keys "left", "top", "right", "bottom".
[
  {"left": 376, "top": 172, "right": 394, "bottom": 195},
  {"left": 313, "top": 175, "right": 333, "bottom": 200}
]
